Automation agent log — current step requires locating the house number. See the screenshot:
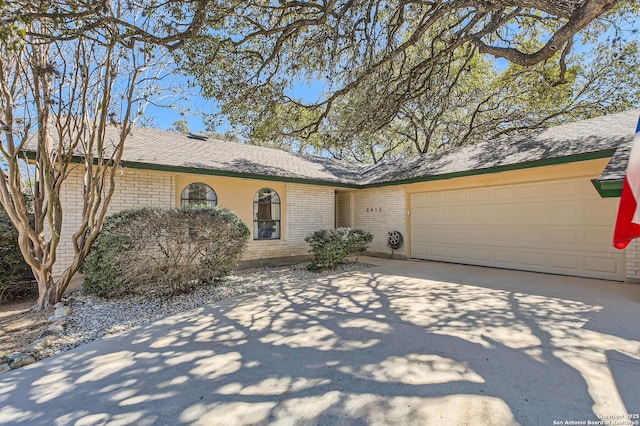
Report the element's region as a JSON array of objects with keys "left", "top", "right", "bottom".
[{"left": 366, "top": 207, "right": 383, "bottom": 213}]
